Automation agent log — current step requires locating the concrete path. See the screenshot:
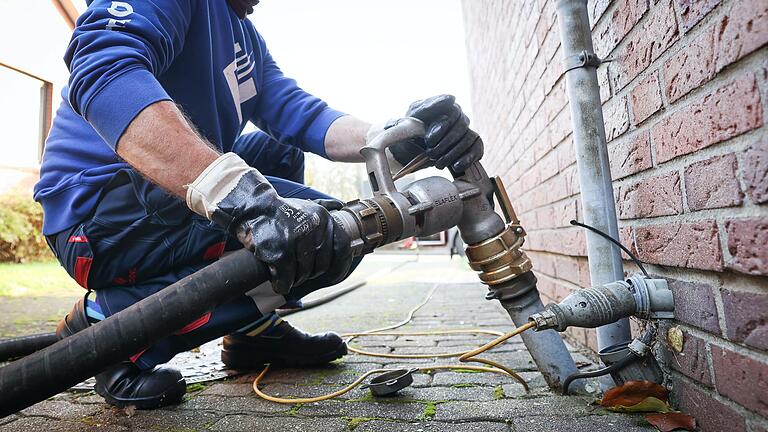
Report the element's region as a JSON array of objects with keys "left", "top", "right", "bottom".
[{"left": 0, "top": 254, "right": 656, "bottom": 431}]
